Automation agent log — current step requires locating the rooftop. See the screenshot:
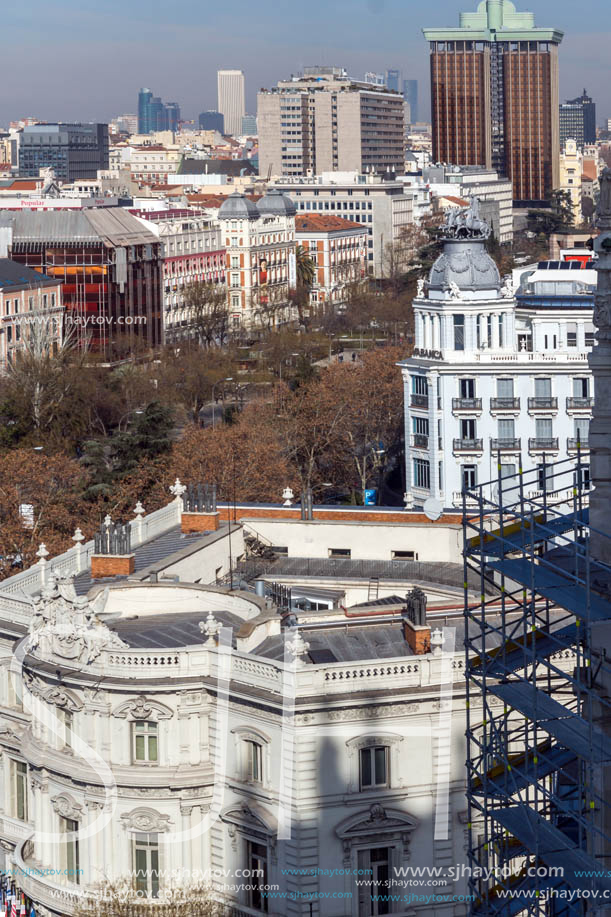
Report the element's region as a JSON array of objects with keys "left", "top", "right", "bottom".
[
  {"left": 0, "top": 258, "right": 57, "bottom": 289},
  {"left": 295, "top": 214, "right": 366, "bottom": 233}
]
